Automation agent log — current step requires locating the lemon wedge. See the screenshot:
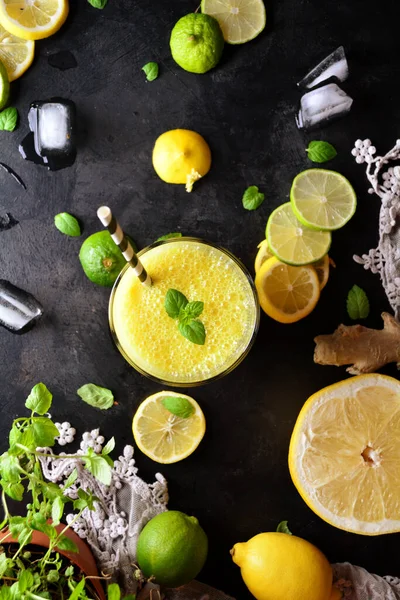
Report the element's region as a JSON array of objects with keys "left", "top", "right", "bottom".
[
  {"left": 254, "top": 239, "right": 273, "bottom": 273},
  {"left": 0, "top": 0, "right": 69, "bottom": 41}
]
